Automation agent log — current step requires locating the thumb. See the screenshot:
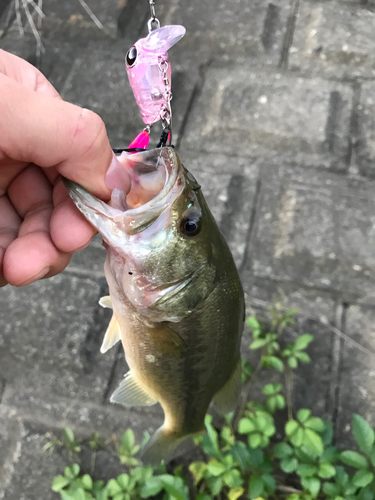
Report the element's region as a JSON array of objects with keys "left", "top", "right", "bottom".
[{"left": 0, "top": 72, "right": 129, "bottom": 199}]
